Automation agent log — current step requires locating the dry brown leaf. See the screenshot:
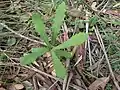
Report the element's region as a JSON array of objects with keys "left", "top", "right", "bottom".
[
  {"left": 68, "top": 8, "right": 86, "bottom": 19},
  {"left": 68, "top": 8, "right": 81, "bottom": 18},
  {"left": 88, "top": 77, "right": 110, "bottom": 90},
  {"left": 7, "top": 85, "right": 16, "bottom": 90},
  {"left": 5, "top": 84, "right": 16, "bottom": 90},
  {"left": 0, "top": 88, "right": 6, "bottom": 90},
  {"left": 103, "top": 9, "right": 120, "bottom": 16},
  {"left": 14, "top": 84, "right": 24, "bottom": 90}
]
